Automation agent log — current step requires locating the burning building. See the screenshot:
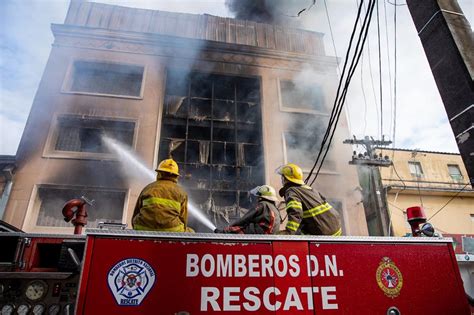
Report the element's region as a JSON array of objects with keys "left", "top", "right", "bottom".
[{"left": 2, "top": 1, "right": 367, "bottom": 234}]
